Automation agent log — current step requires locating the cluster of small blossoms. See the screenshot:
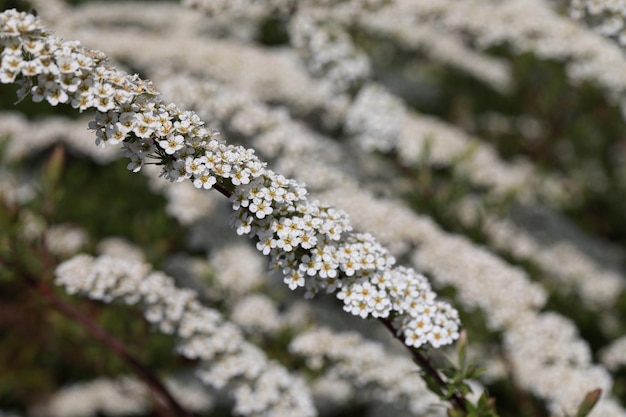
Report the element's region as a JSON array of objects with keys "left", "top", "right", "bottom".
[
  {"left": 156, "top": 69, "right": 566, "bottom": 332},
  {"left": 231, "top": 171, "right": 460, "bottom": 347},
  {"left": 44, "top": 223, "right": 90, "bottom": 258},
  {"left": 183, "top": 0, "right": 295, "bottom": 19},
  {"left": 288, "top": 7, "right": 372, "bottom": 94},
  {"left": 0, "top": 114, "right": 120, "bottom": 164},
  {"left": 159, "top": 75, "right": 462, "bottom": 348},
  {"left": 0, "top": 9, "right": 460, "bottom": 350},
  {"left": 32, "top": 374, "right": 214, "bottom": 417},
  {"left": 397, "top": 0, "right": 626, "bottom": 120},
  {"left": 289, "top": 327, "right": 447, "bottom": 416},
  {"left": 54, "top": 254, "right": 316, "bottom": 417},
  {"left": 0, "top": 9, "right": 259, "bottom": 188},
  {"left": 504, "top": 312, "right": 625, "bottom": 417},
  {"left": 345, "top": 83, "right": 406, "bottom": 153},
  {"left": 186, "top": 0, "right": 571, "bottom": 205},
  {"left": 356, "top": 5, "right": 513, "bottom": 92},
  {"left": 566, "top": 0, "right": 626, "bottom": 47},
  {"left": 600, "top": 335, "right": 626, "bottom": 371},
  {"left": 458, "top": 199, "right": 625, "bottom": 308},
  {"left": 209, "top": 243, "right": 267, "bottom": 296}
]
